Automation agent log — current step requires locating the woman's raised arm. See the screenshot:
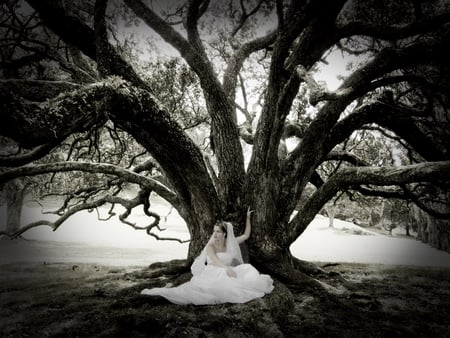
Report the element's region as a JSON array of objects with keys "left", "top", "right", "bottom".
[{"left": 236, "top": 207, "right": 253, "bottom": 244}]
